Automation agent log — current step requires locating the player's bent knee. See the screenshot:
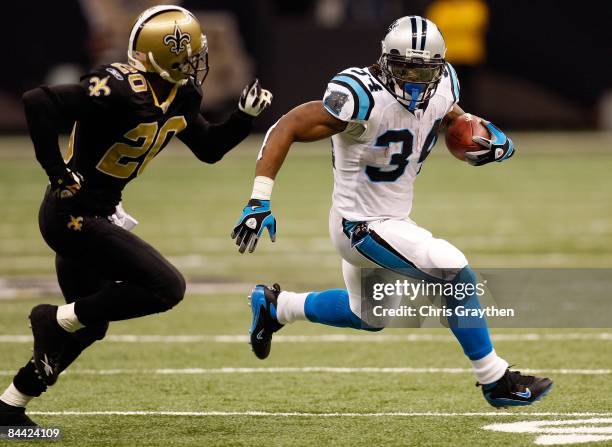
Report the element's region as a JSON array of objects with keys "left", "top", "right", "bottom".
[
  {"left": 425, "top": 238, "right": 468, "bottom": 279},
  {"left": 156, "top": 268, "right": 186, "bottom": 310},
  {"left": 451, "top": 265, "right": 477, "bottom": 285}
]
